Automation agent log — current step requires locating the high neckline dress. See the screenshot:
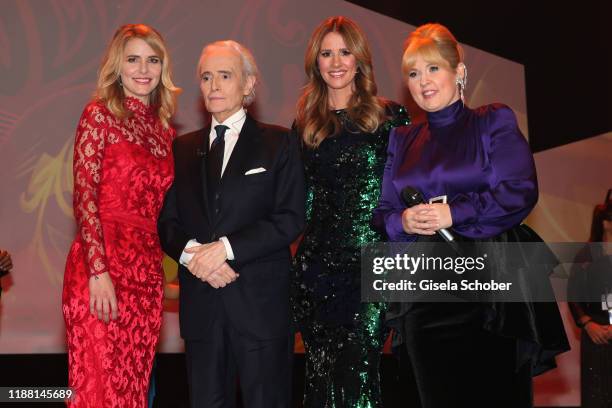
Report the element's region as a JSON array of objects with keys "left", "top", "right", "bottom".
[{"left": 62, "top": 97, "right": 175, "bottom": 407}]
